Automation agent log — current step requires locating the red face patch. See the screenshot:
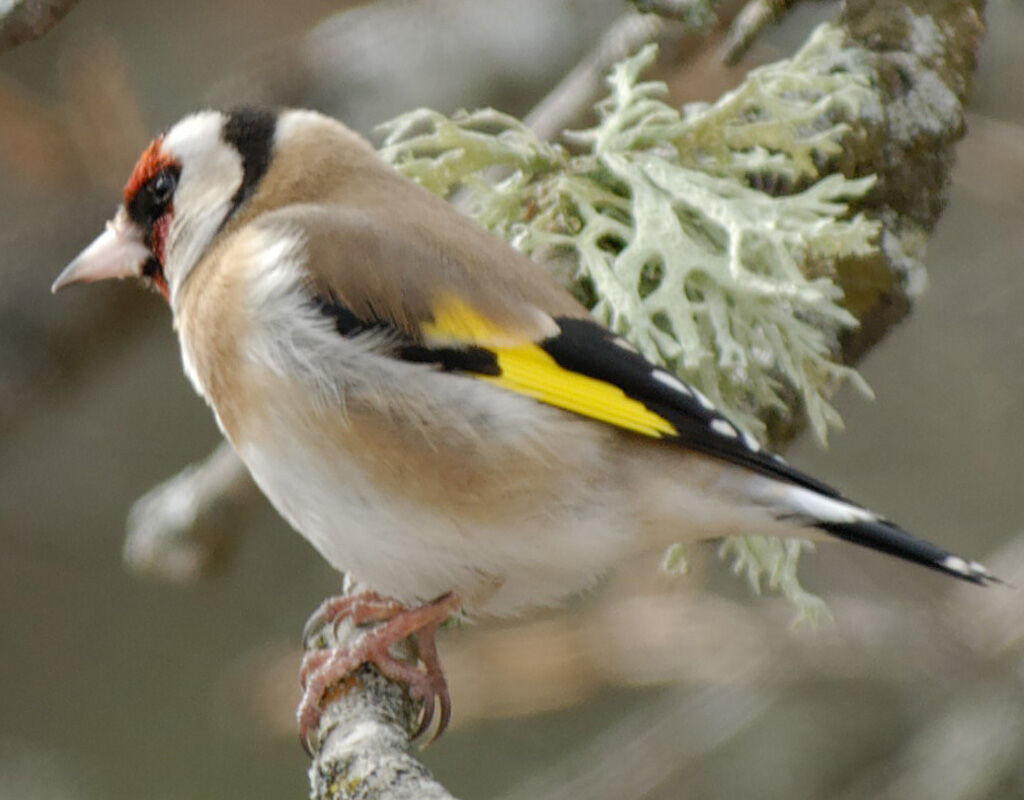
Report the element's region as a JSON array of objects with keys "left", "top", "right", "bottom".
[
  {"left": 151, "top": 213, "right": 172, "bottom": 270},
  {"left": 123, "top": 136, "right": 179, "bottom": 207}
]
